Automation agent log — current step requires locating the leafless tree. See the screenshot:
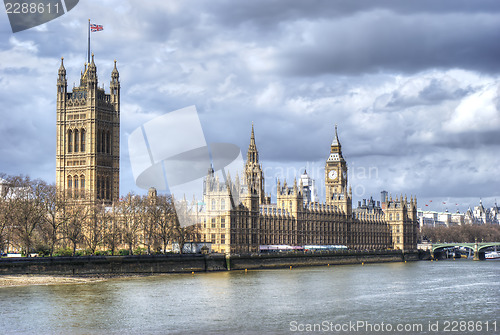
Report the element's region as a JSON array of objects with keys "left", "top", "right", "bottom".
[
  {"left": 63, "top": 198, "right": 89, "bottom": 256},
  {"left": 153, "top": 195, "right": 176, "bottom": 254},
  {"left": 84, "top": 202, "right": 106, "bottom": 255},
  {"left": 7, "top": 176, "right": 47, "bottom": 256},
  {"left": 118, "top": 193, "right": 142, "bottom": 255},
  {"left": 103, "top": 204, "right": 121, "bottom": 255},
  {"left": 39, "top": 183, "right": 66, "bottom": 256}
]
